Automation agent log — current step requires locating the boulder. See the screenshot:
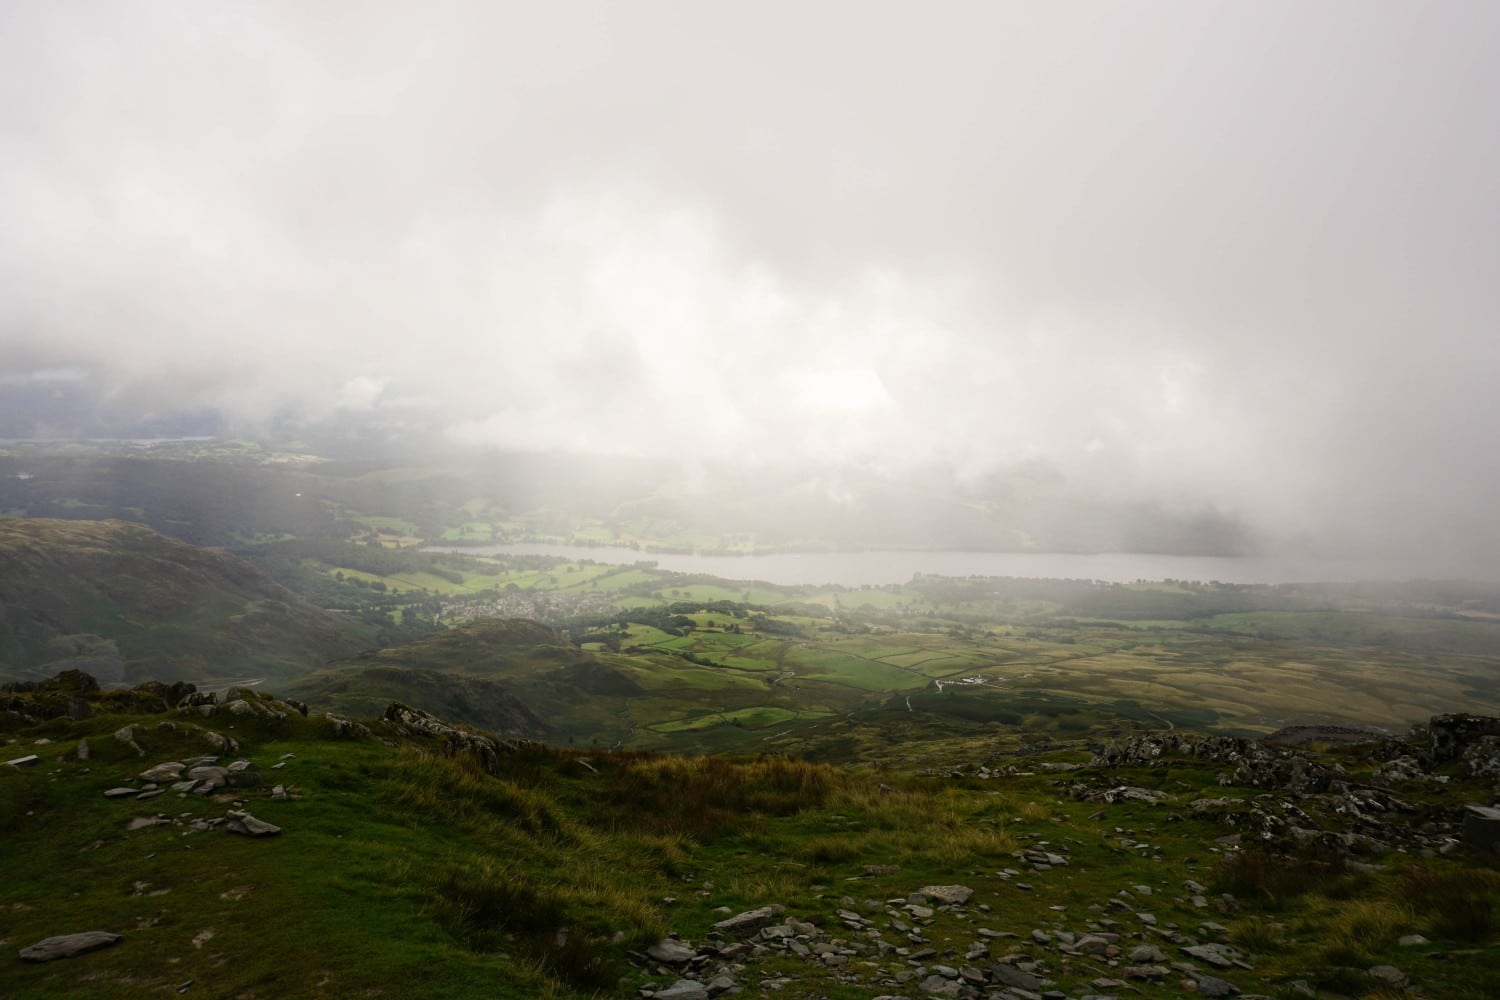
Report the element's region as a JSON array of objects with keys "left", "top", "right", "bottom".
[{"left": 1463, "top": 804, "right": 1500, "bottom": 856}]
